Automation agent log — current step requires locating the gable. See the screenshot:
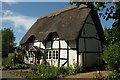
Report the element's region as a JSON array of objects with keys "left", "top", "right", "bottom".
[{"left": 81, "top": 14, "right": 98, "bottom": 38}]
